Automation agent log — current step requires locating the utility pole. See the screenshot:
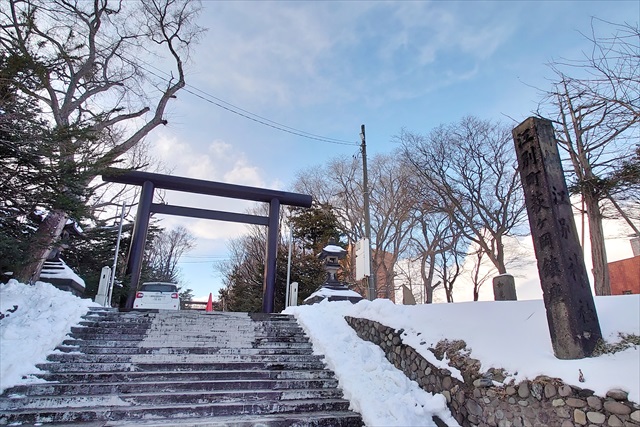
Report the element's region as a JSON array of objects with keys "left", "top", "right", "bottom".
[{"left": 360, "top": 124, "right": 376, "bottom": 301}]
